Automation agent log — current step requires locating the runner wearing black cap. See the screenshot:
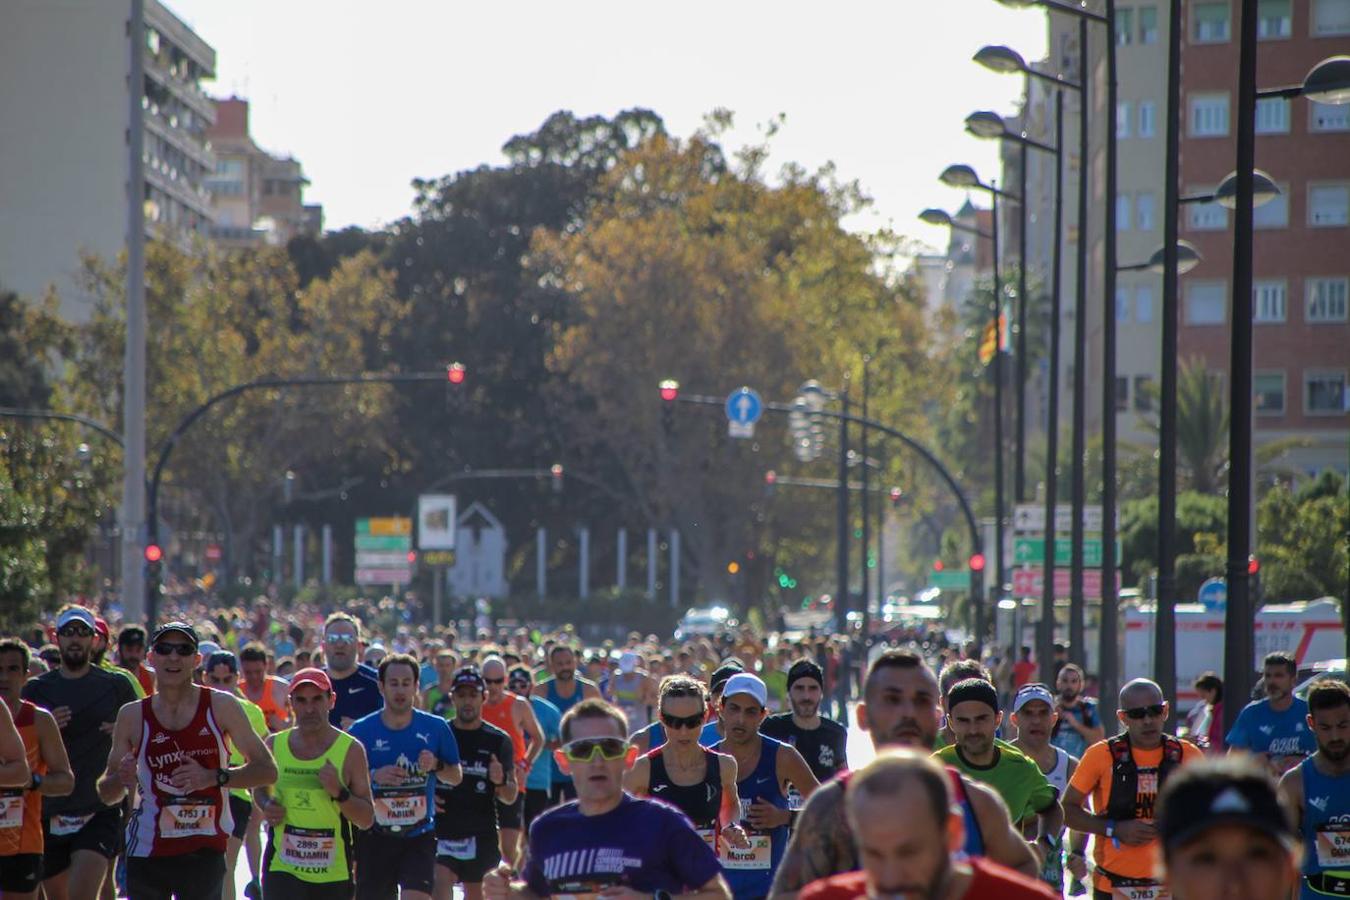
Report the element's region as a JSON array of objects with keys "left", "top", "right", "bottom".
[
  {"left": 761, "top": 660, "right": 849, "bottom": 789},
  {"left": 1157, "top": 756, "right": 1302, "bottom": 900},
  {"left": 433, "top": 667, "right": 515, "bottom": 900}
]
